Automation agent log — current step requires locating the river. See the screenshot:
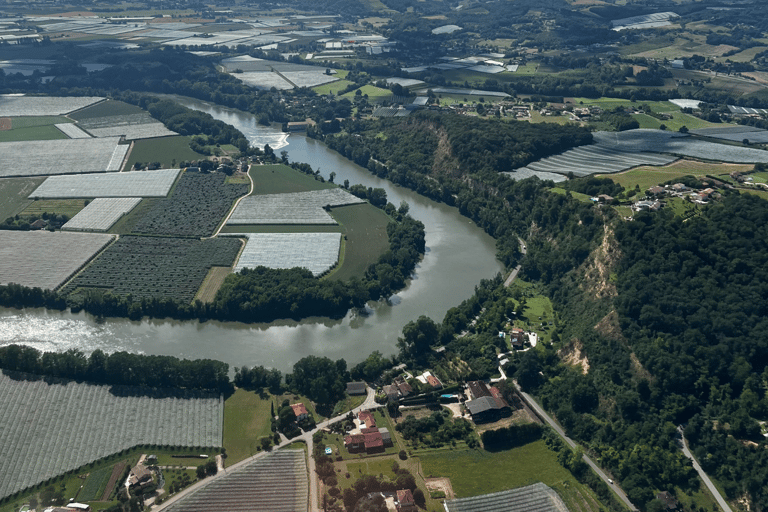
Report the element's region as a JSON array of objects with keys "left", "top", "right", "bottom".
[{"left": 0, "top": 99, "right": 503, "bottom": 373}]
